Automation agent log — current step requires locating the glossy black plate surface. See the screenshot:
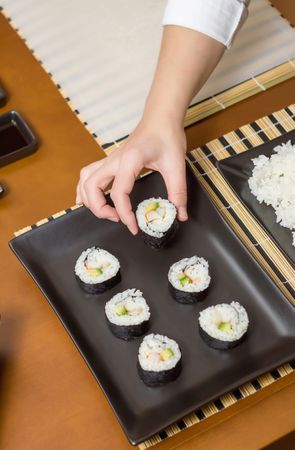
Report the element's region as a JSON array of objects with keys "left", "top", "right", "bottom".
[
  {"left": 10, "top": 169, "right": 295, "bottom": 445},
  {"left": 217, "top": 130, "right": 295, "bottom": 265}
]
